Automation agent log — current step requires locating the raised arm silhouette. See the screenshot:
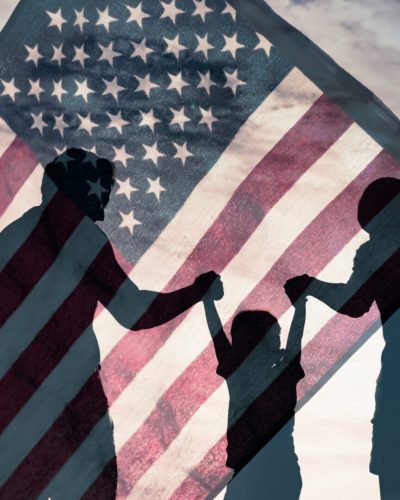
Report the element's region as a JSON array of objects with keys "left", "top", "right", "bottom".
[
  {"left": 285, "top": 177, "right": 400, "bottom": 500},
  {"left": 0, "top": 148, "right": 220, "bottom": 499},
  {"left": 203, "top": 279, "right": 306, "bottom": 499}
]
